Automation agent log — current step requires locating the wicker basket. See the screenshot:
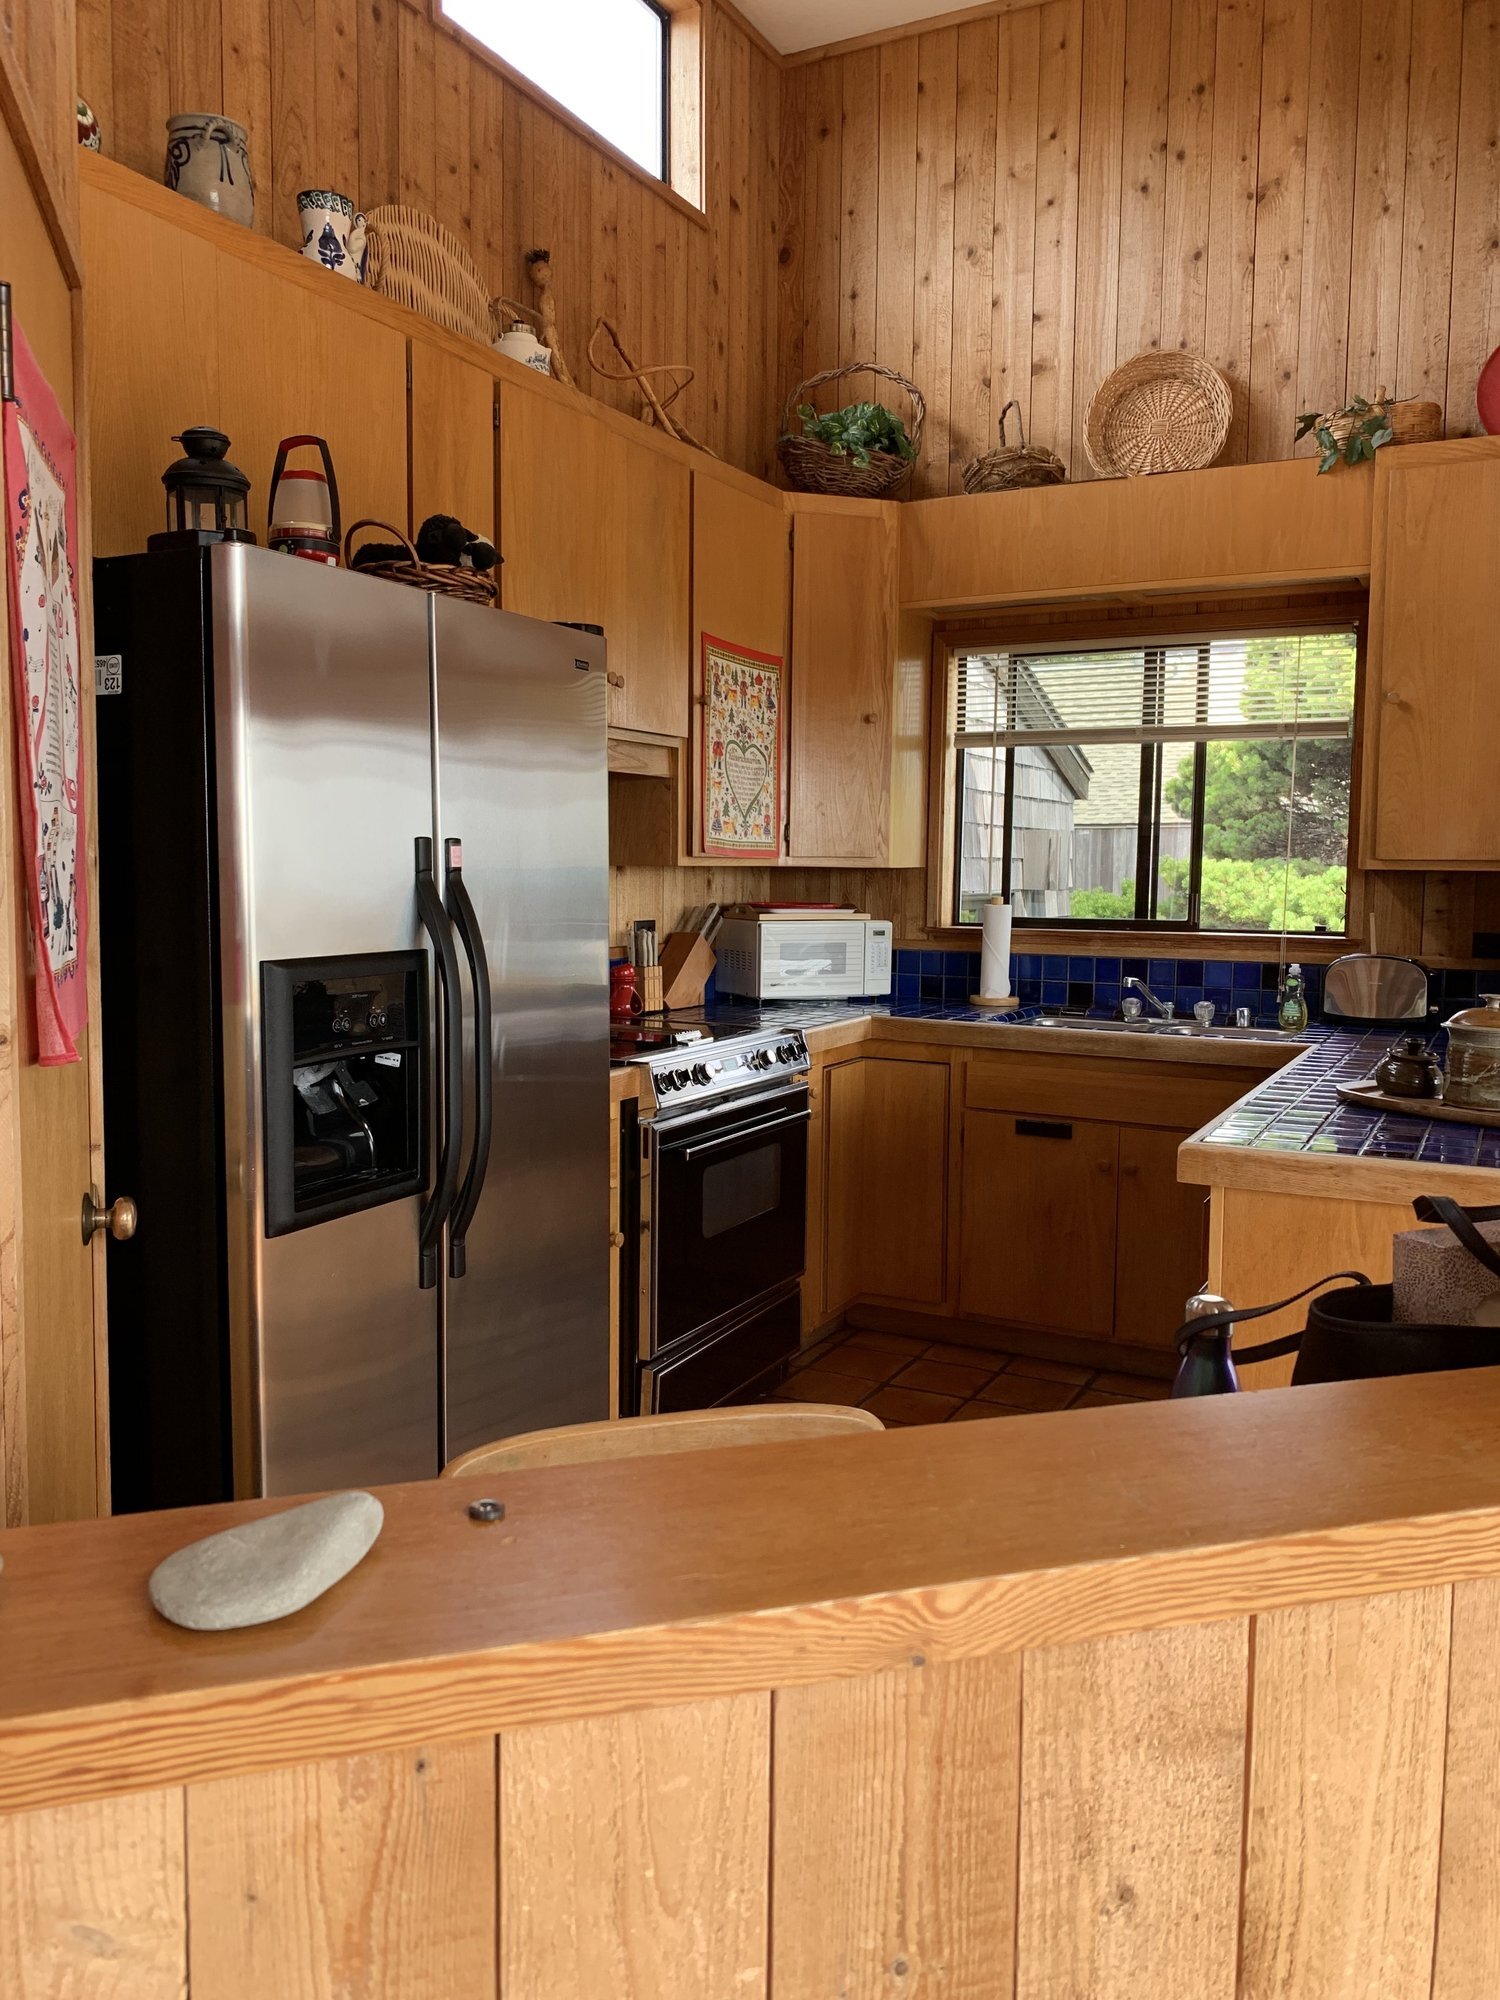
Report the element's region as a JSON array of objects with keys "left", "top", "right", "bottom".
[
  {"left": 961, "top": 400, "right": 1067, "bottom": 494},
  {"left": 1319, "top": 390, "right": 1443, "bottom": 450},
  {"left": 1084, "top": 351, "right": 1233, "bottom": 477},
  {"left": 363, "top": 207, "right": 492, "bottom": 346},
  {"left": 777, "top": 364, "right": 925, "bottom": 499},
  {"left": 344, "top": 520, "right": 498, "bottom": 606}
]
